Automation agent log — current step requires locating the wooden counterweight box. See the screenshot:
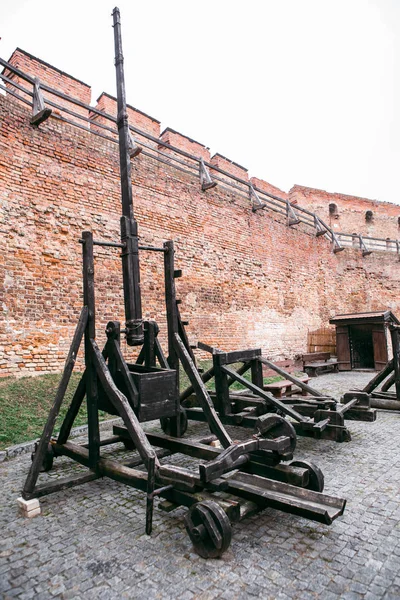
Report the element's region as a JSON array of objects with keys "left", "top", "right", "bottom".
[{"left": 97, "top": 364, "right": 178, "bottom": 422}]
